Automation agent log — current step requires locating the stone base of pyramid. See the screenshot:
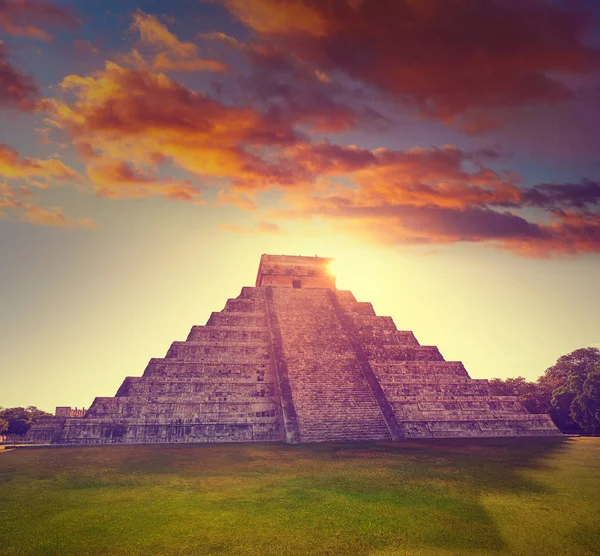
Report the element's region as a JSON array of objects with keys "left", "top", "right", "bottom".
[{"left": 28, "top": 255, "right": 561, "bottom": 444}]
